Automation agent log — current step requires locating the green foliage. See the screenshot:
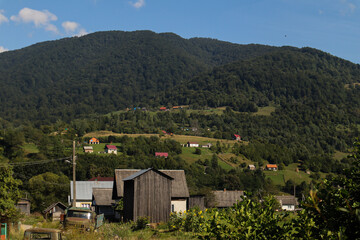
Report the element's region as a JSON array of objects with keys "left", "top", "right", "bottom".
[
  {"left": 132, "top": 216, "right": 150, "bottom": 230},
  {"left": 0, "top": 165, "right": 22, "bottom": 222},
  {"left": 28, "top": 172, "right": 69, "bottom": 212},
  {"left": 301, "top": 141, "right": 360, "bottom": 239}
]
